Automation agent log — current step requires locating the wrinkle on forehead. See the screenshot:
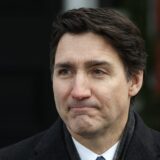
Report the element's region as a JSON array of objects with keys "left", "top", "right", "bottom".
[
  {"left": 54, "top": 32, "right": 124, "bottom": 72},
  {"left": 55, "top": 32, "right": 117, "bottom": 58}
]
